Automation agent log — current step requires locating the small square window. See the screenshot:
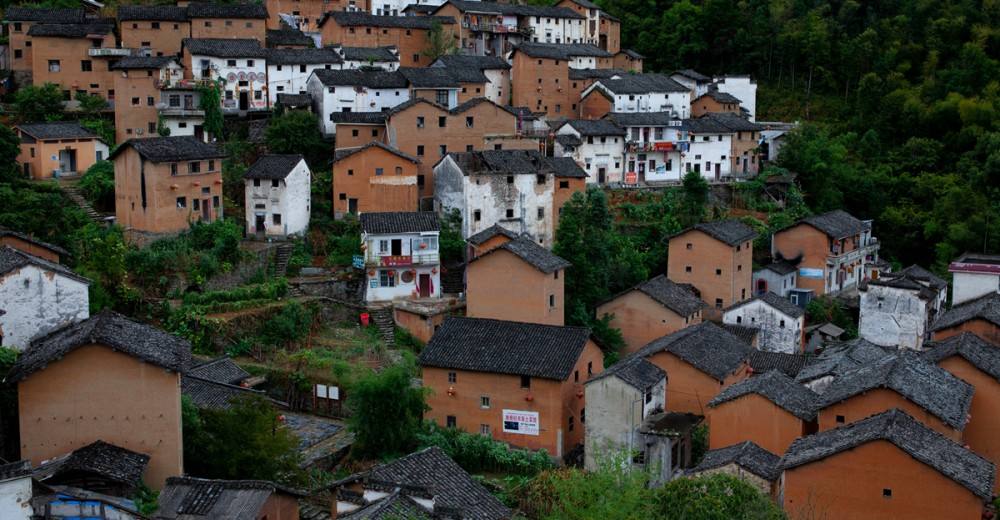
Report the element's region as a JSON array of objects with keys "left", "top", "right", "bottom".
[
  {"left": 448, "top": 372, "right": 456, "bottom": 383},
  {"left": 685, "top": 266, "right": 692, "bottom": 273},
  {"left": 506, "top": 209, "right": 514, "bottom": 219},
  {"left": 271, "top": 179, "right": 279, "bottom": 188},
  {"left": 836, "top": 415, "right": 846, "bottom": 424},
  {"left": 446, "top": 416, "right": 456, "bottom": 428},
  {"left": 882, "top": 488, "right": 892, "bottom": 498},
  {"left": 715, "top": 298, "right": 723, "bottom": 309},
  {"left": 352, "top": 129, "right": 359, "bottom": 137},
  {"left": 253, "top": 179, "right": 261, "bottom": 187},
  {"left": 506, "top": 175, "right": 514, "bottom": 184},
  {"left": 479, "top": 424, "right": 490, "bottom": 436},
  {"left": 176, "top": 197, "right": 187, "bottom": 208},
  {"left": 537, "top": 207, "right": 544, "bottom": 219},
  {"left": 521, "top": 375, "right": 531, "bottom": 388},
  {"left": 480, "top": 396, "right": 490, "bottom": 409},
  {"left": 686, "top": 243, "right": 692, "bottom": 250},
  {"left": 439, "top": 145, "right": 447, "bottom": 156},
  {"left": 716, "top": 269, "right": 722, "bottom": 276}
]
